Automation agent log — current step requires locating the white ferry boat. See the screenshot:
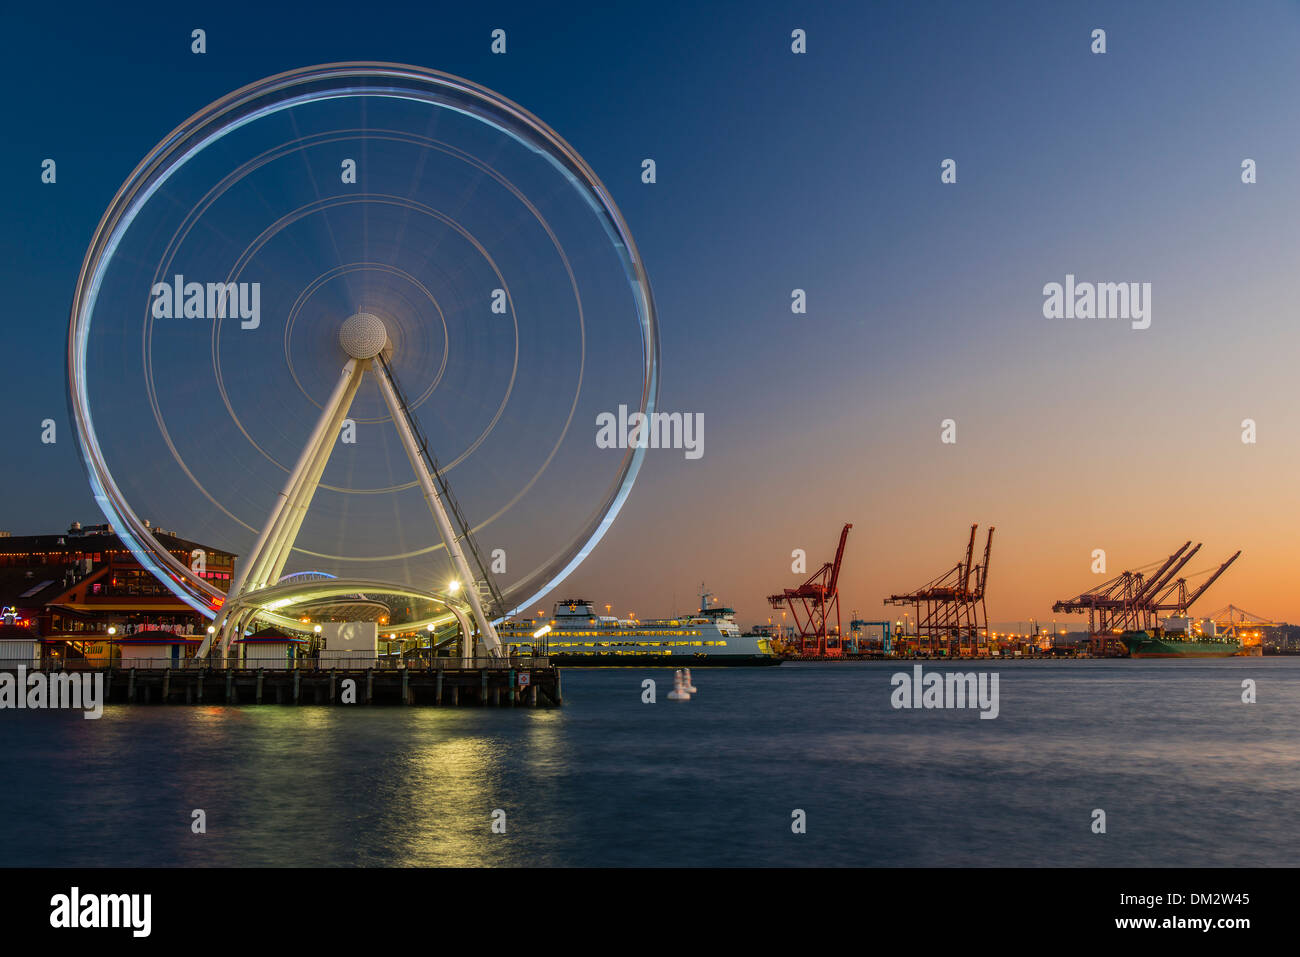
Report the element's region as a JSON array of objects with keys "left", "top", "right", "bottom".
[{"left": 498, "top": 592, "right": 781, "bottom": 666}]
